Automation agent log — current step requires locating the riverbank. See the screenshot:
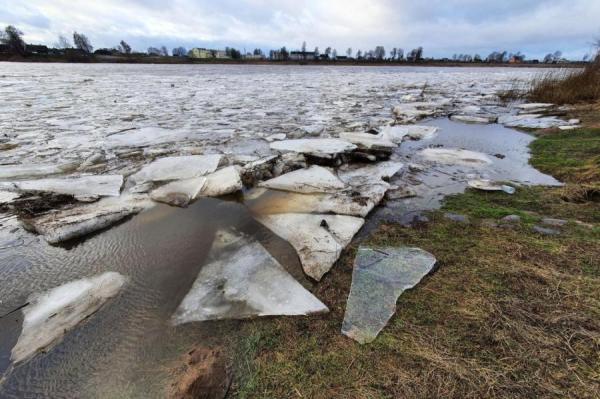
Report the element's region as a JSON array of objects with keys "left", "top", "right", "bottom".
[
  {"left": 0, "top": 53, "right": 584, "bottom": 68},
  {"left": 232, "top": 106, "right": 600, "bottom": 398}
]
